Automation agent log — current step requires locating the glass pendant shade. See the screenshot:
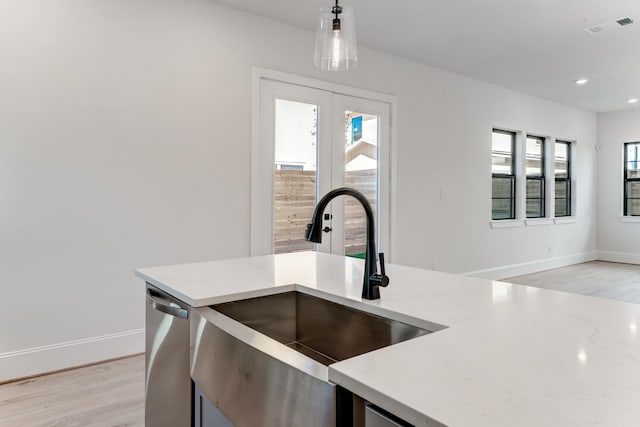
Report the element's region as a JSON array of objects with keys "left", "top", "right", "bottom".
[{"left": 314, "top": 5, "right": 358, "bottom": 71}]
